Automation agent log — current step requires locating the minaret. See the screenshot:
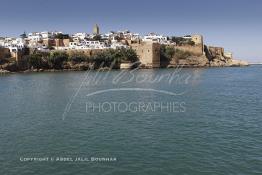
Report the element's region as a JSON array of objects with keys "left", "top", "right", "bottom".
[{"left": 93, "top": 24, "right": 100, "bottom": 35}]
